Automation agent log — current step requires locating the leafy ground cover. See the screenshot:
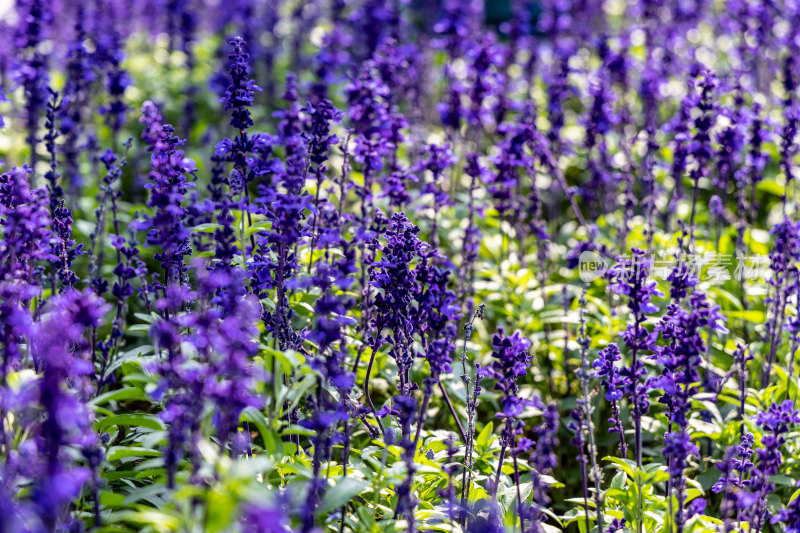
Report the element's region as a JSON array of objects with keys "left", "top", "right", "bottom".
[{"left": 1, "top": 1, "right": 800, "bottom": 532}]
